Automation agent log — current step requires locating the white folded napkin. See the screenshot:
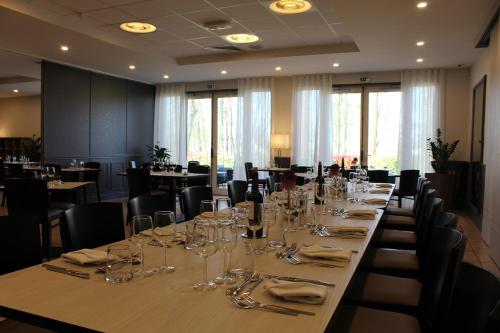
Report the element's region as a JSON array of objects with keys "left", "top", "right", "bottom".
[
  {"left": 369, "top": 189, "right": 391, "bottom": 194},
  {"left": 264, "top": 279, "right": 327, "bottom": 304},
  {"left": 376, "top": 183, "right": 393, "bottom": 188},
  {"left": 299, "top": 245, "right": 352, "bottom": 262},
  {"left": 344, "top": 209, "right": 377, "bottom": 220},
  {"left": 362, "top": 198, "right": 388, "bottom": 205},
  {"left": 62, "top": 249, "right": 111, "bottom": 265},
  {"left": 326, "top": 226, "right": 368, "bottom": 239}
]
